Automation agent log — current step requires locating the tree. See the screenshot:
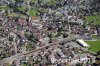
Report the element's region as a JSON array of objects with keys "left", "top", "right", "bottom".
[
  {"left": 97, "top": 50, "right": 100, "bottom": 55},
  {"left": 15, "top": 0, "right": 23, "bottom": 3},
  {"left": 48, "top": 33, "right": 53, "bottom": 40},
  {"left": 8, "top": 36, "right": 13, "bottom": 41},
  {"left": 76, "top": 63, "right": 83, "bottom": 66},
  {"left": 24, "top": 31, "right": 37, "bottom": 43}
]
